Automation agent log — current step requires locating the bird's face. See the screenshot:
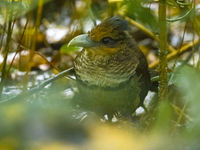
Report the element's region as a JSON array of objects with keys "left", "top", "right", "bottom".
[{"left": 68, "top": 16, "right": 130, "bottom": 56}]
